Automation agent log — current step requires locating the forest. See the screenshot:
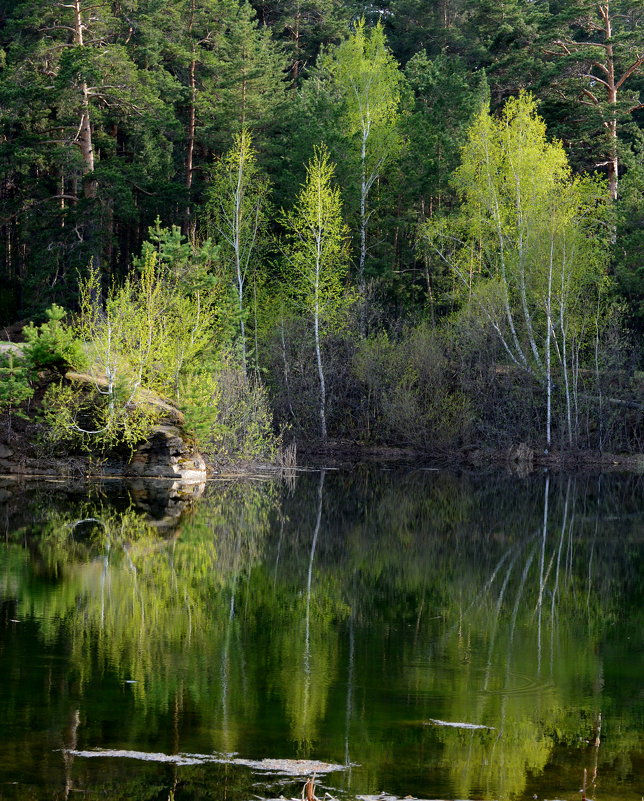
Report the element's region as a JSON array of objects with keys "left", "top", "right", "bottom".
[{"left": 0, "top": 0, "right": 642, "bottom": 461}]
